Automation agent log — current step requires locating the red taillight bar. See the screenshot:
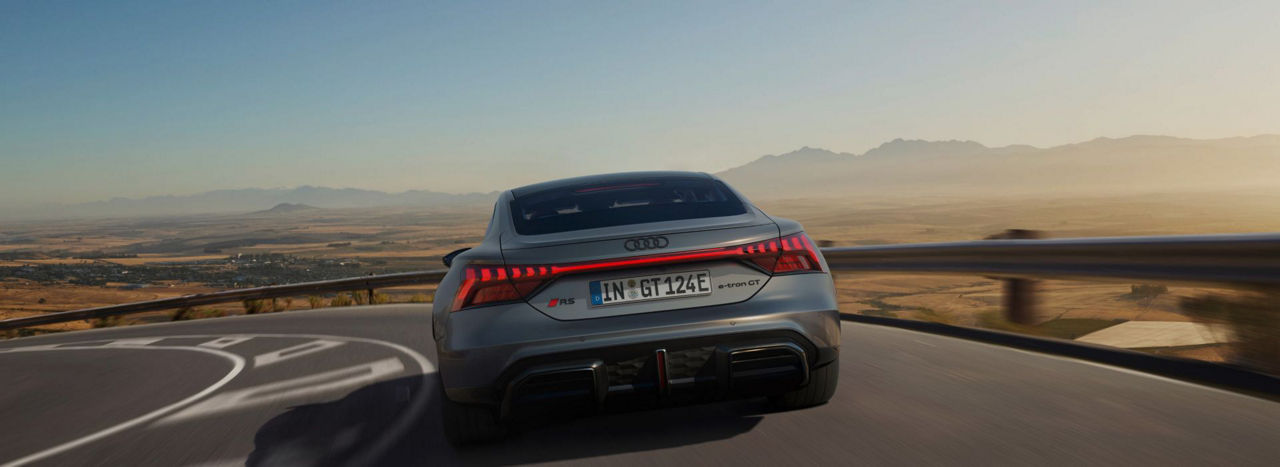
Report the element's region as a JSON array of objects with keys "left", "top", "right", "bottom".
[{"left": 450, "top": 232, "right": 822, "bottom": 311}]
